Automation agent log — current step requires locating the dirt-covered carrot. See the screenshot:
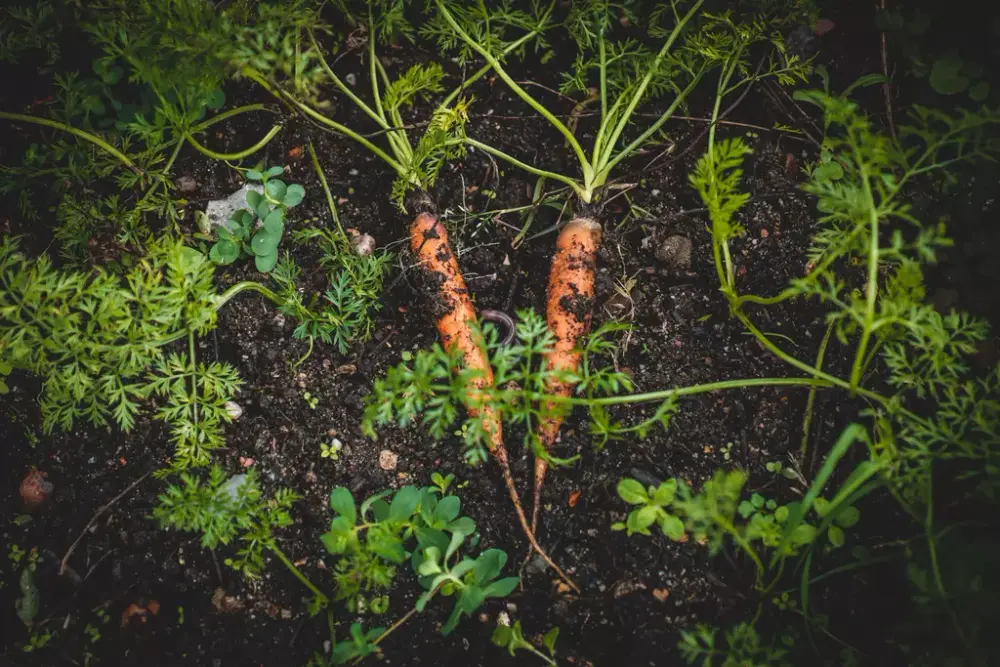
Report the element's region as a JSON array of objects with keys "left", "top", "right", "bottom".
[
  {"left": 409, "top": 212, "right": 578, "bottom": 592},
  {"left": 532, "top": 216, "right": 603, "bottom": 534}
]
